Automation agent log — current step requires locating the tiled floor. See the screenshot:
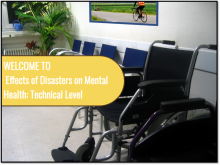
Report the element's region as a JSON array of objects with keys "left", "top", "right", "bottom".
[{"left": 2, "top": 106, "right": 128, "bottom": 162}]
